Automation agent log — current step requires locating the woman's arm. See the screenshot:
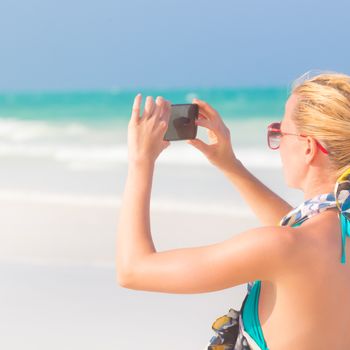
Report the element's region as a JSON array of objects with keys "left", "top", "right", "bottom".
[
  {"left": 116, "top": 156, "right": 300, "bottom": 293},
  {"left": 116, "top": 159, "right": 157, "bottom": 285},
  {"left": 118, "top": 211, "right": 300, "bottom": 293},
  {"left": 116, "top": 93, "right": 171, "bottom": 284},
  {"left": 221, "top": 159, "right": 293, "bottom": 226},
  {"left": 187, "top": 98, "right": 293, "bottom": 226}
]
